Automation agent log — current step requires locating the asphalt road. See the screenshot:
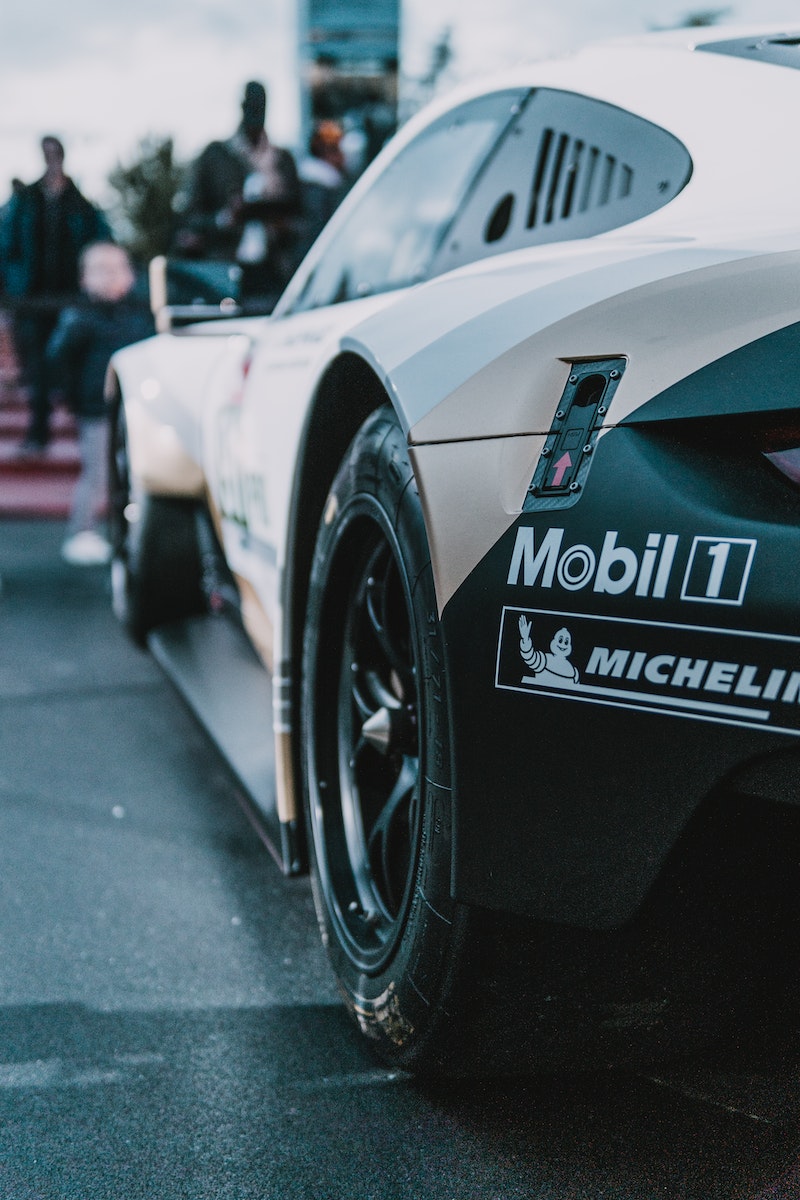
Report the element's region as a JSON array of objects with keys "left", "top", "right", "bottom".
[{"left": 1, "top": 518, "right": 800, "bottom": 1200}]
